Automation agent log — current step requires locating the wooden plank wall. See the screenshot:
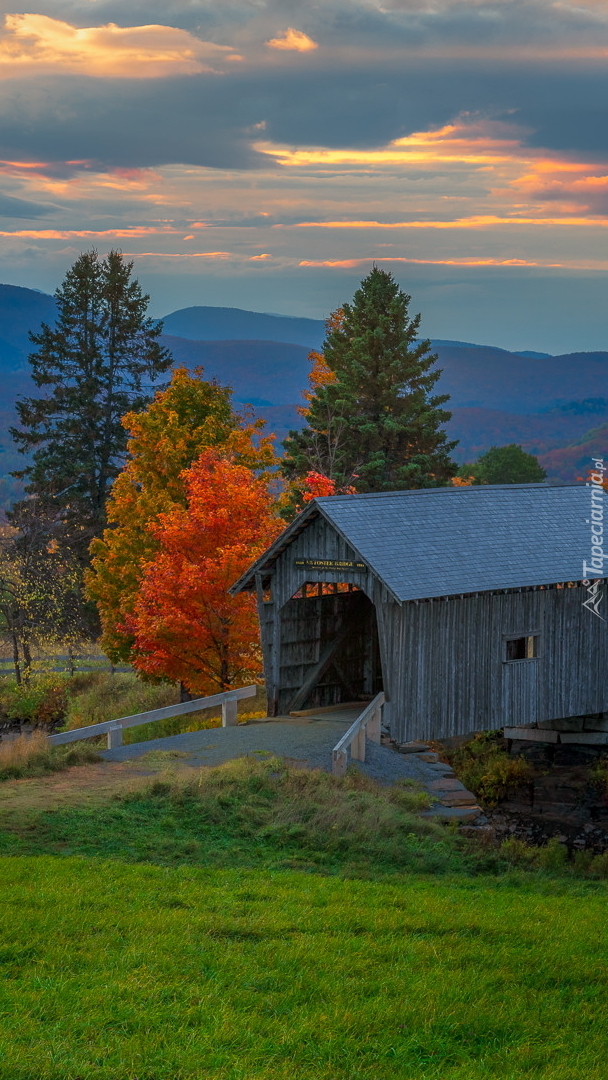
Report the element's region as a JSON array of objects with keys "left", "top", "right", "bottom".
[
  {"left": 270, "top": 515, "right": 372, "bottom": 610},
  {"left": 391, "top": 586, "right": 608, "bottom": 743},
  {"left": 276, "top": 590, "right": 381, "bottom": 714}
]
